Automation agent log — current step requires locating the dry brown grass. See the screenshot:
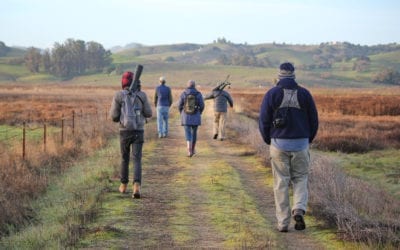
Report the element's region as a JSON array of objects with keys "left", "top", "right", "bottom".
[
  {"left": 309, "top": 156, "right": 400, "bottom": 246},
  {"left": 0, "top": 85, "right": 115, "bottom": 125},
  {"left": 0, "top": 85, "right": 118, "bottom": 237},
  {"left": 231, "top": 87, "right": 400, "bottom": 153}
]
